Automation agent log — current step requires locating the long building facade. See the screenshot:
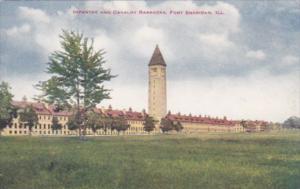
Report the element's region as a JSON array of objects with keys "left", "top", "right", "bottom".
[
  {"left": 2, "top": 101, "right": 148, "bottom": 136},
  {"left": 1, "top": 45, "right": 267, "bottom": 136},
  {"left": 1, "top": 100, "right": 267, "bottom": 136}
]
